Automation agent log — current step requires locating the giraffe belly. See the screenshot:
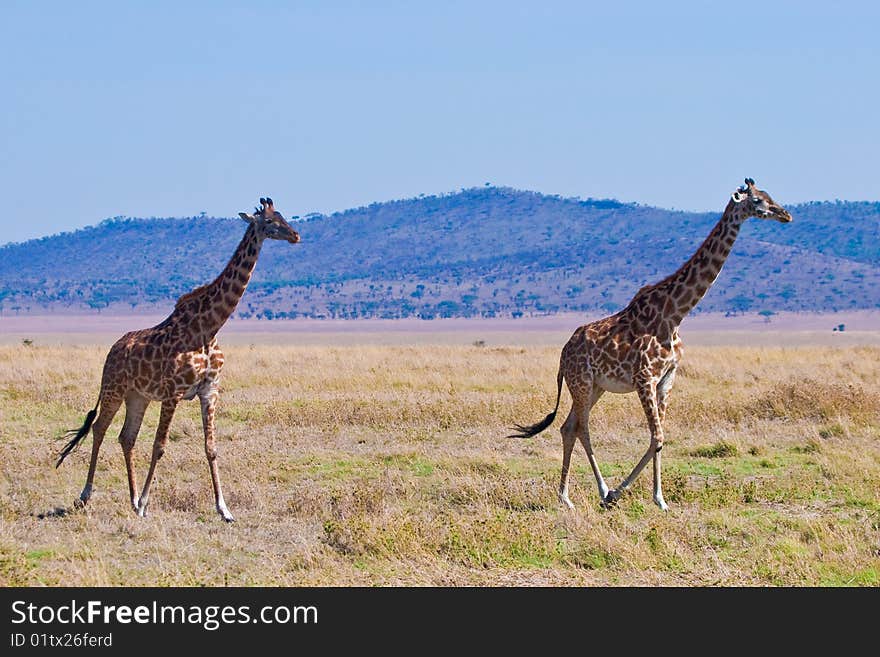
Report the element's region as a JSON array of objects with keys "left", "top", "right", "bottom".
[{"left": 594, "top": 372, "right": 636, "bottom": 394}]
